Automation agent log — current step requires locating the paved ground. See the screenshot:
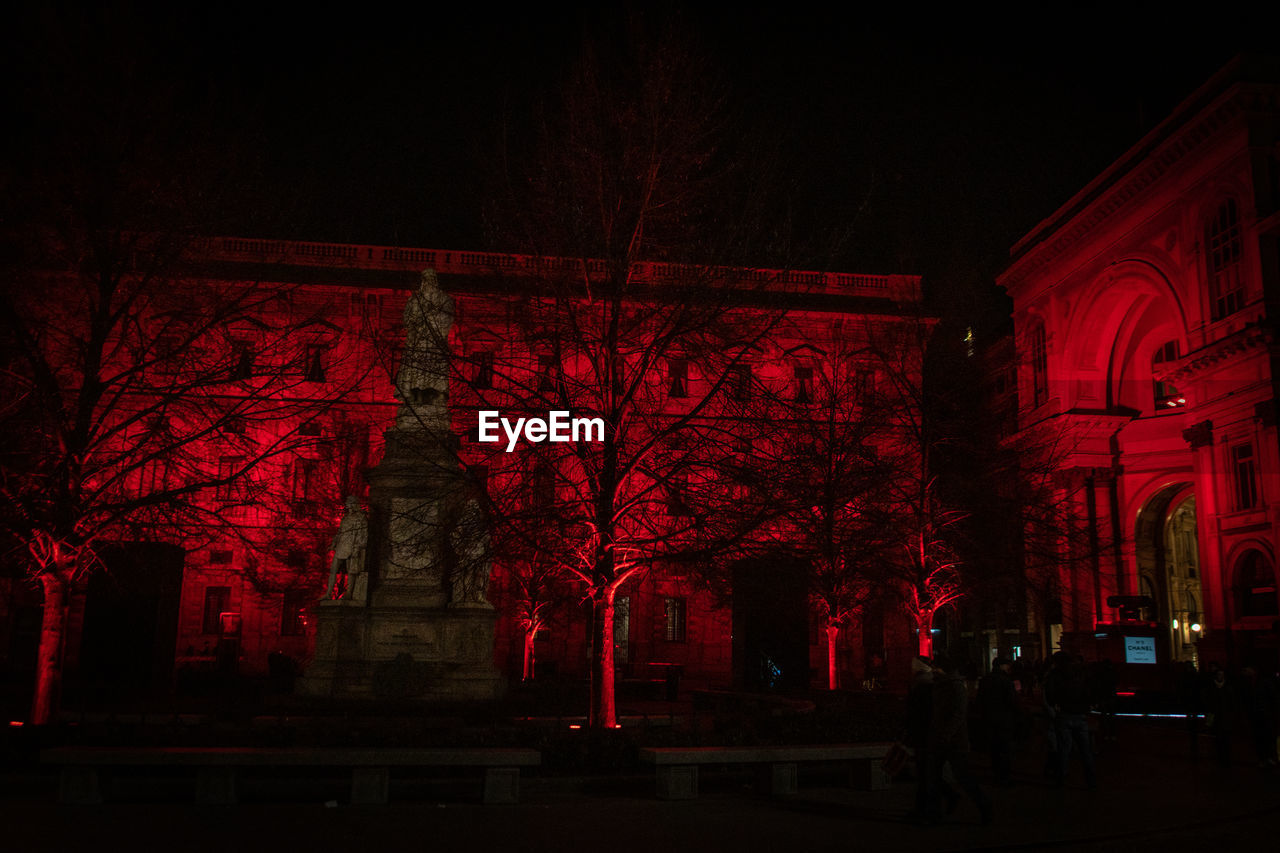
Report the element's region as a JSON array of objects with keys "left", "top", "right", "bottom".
[{"left": 3, "top": 717, "right": 1277, "bottom": 852}]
